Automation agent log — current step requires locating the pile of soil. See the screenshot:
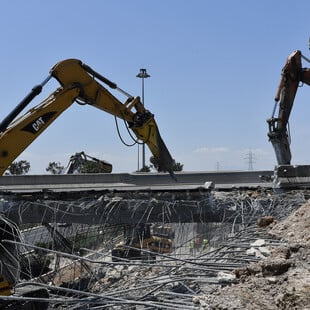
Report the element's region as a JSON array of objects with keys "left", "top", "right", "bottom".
[{"left": 197, "top": 200, "right": 310, "bottom": 309}]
